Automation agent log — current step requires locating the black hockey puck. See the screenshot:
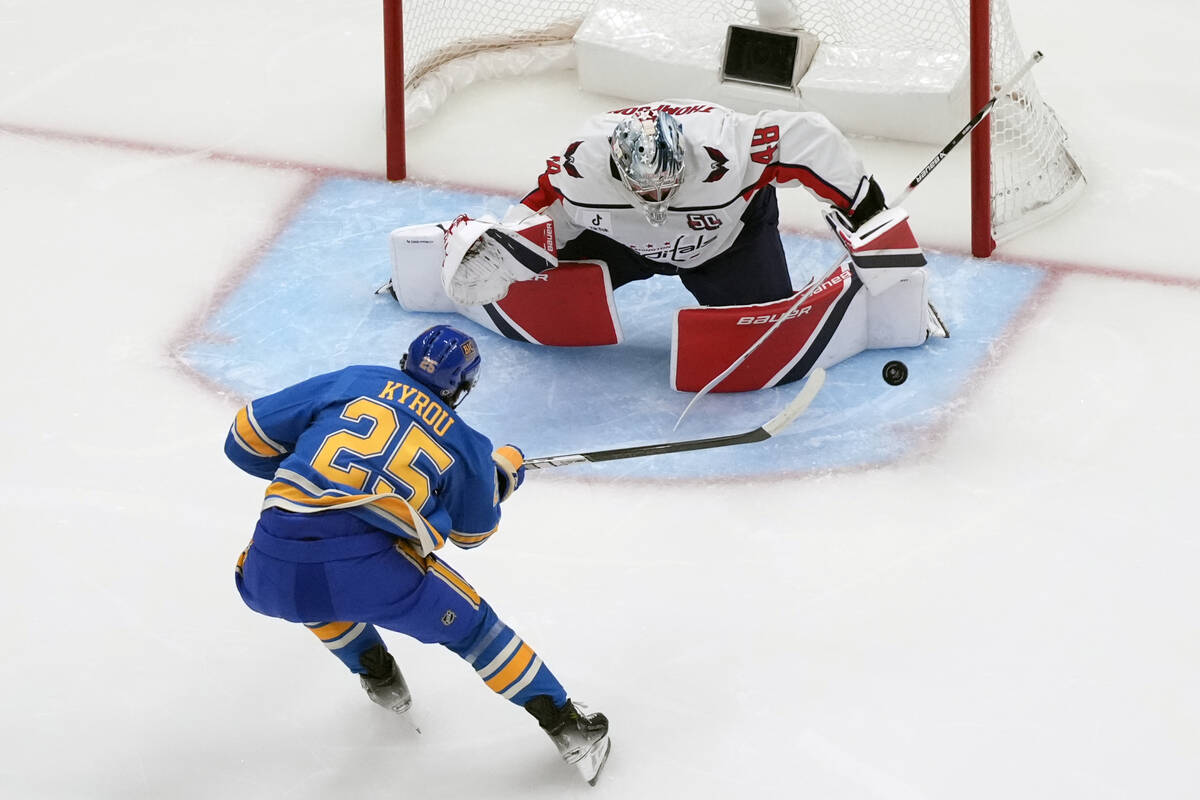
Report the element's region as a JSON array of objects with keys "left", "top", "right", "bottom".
[{"left": 882, "top": 360, "right": 908, "bottom": 386}]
